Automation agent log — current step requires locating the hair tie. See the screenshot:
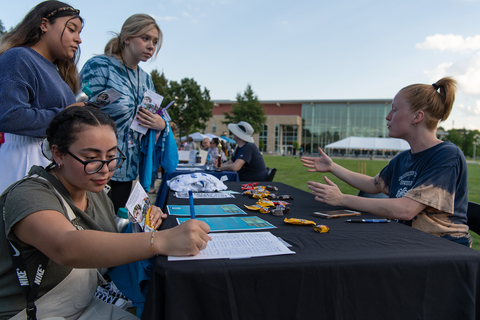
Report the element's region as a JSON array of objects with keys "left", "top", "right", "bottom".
[
  {"left": 42, "top": 138, "right": 53, "bottom": 161},
  {"left": 45, "top": 7, "right": 80, "bottom": 19},
  {"left": 432, "top": 83, "right": 439, "bottom": 91}
]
